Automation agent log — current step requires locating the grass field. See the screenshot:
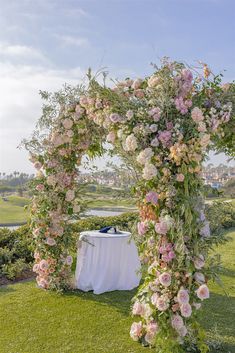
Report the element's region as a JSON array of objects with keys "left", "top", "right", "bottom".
[
  {"left": 0, "top": 230, "right": 234, "bottom": 353},
  {"left": 0, "top": 195, "right": 29, "bottom": 225}
]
